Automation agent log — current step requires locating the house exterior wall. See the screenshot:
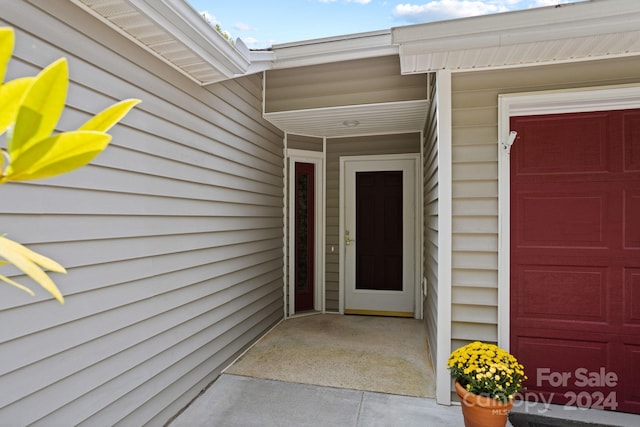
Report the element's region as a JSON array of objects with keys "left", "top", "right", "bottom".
[
  {"left": 265, "top": 56, "right": 427, "bottom": 112},
  {"left": 287, "top": 134, "right": 323, "bottom": 152},
  {"left": 423, "top": 74, "right": 439, "bottom": 366},
  {"left": 450, "top": 56, "right": 640, "bottom": 353},
  {"left": 0, "top": 2, "right": 284, "bottom": 425},
  {"left": 325, "top": 133, "right": 421, "bottom": 311}
]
